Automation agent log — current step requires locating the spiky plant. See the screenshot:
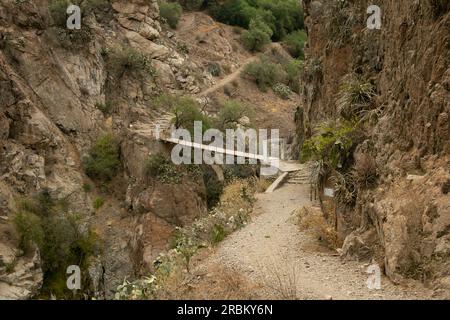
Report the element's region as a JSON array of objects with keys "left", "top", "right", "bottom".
[{"left": 336, "top": 75, "right": 376, "bottom": 120}]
